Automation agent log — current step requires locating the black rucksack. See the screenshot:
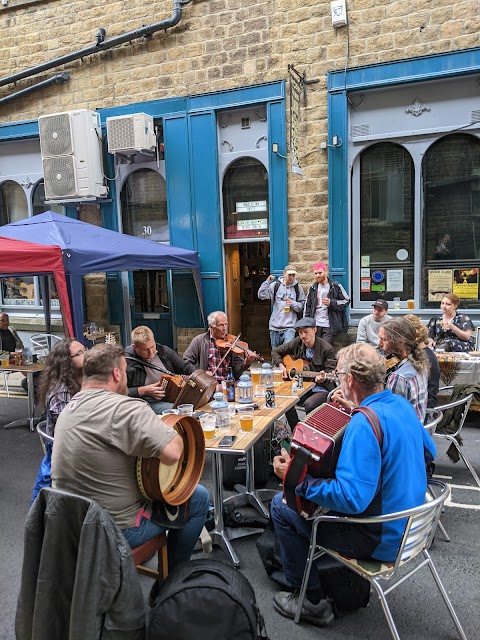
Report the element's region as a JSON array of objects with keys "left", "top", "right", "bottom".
[{"left": 148, "top": 559, "right": 269, "bottom": 639}]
